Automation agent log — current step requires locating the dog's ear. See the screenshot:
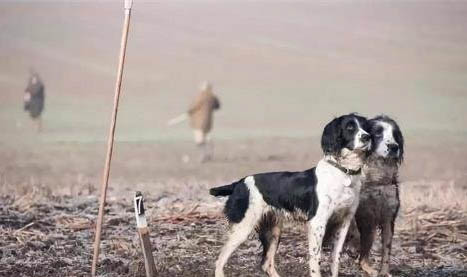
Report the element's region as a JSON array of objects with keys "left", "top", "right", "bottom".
[
  {"left": 367, "top": 118, "right": 378, "bottom": 150},
  {"left": 321, "top": 117, "right": 343, "bottom": 155},
  {"left": 393, "top": 123, "right": 404, "bottom": 164}
]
